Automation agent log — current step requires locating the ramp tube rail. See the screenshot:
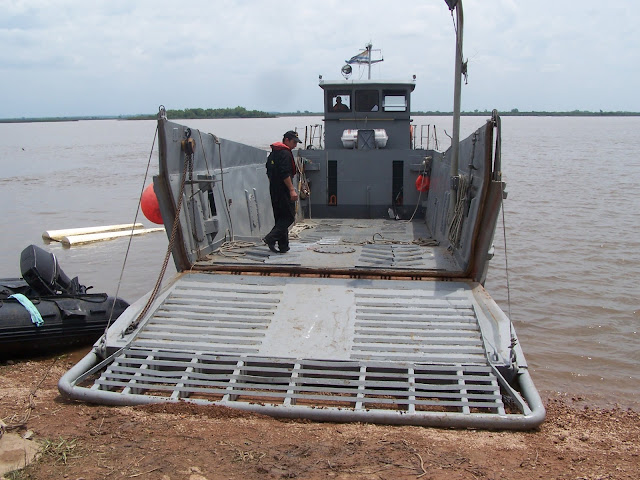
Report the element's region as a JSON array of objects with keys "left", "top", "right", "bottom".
[{"left": 59, "top": 349, "right": 545, "bottom": 431}]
